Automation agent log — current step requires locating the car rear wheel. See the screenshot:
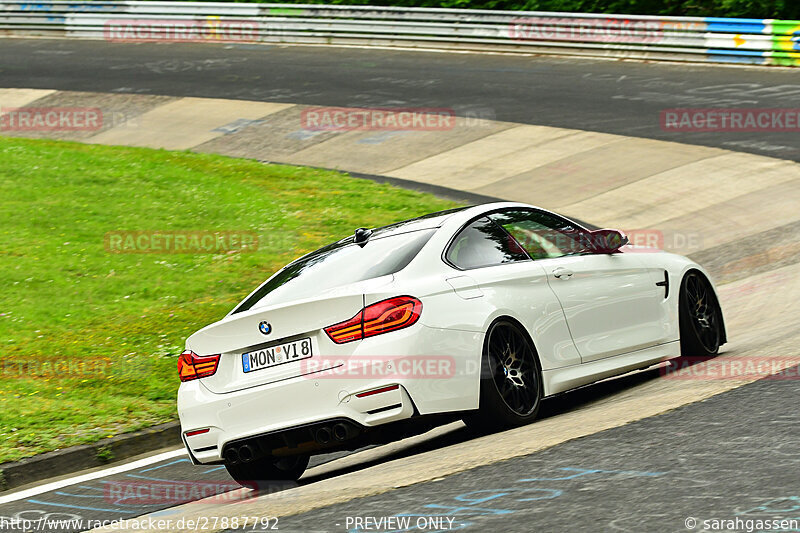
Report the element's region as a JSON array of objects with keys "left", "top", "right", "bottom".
[
  {"left": 464, "top": 320, "right": 543, "bottom": 431},
  {"left": 225, "top": 454, "right": 309, "bottom": 488},
  {"left": 679, "top": 271, "right": 723, "bottom": 357}
]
